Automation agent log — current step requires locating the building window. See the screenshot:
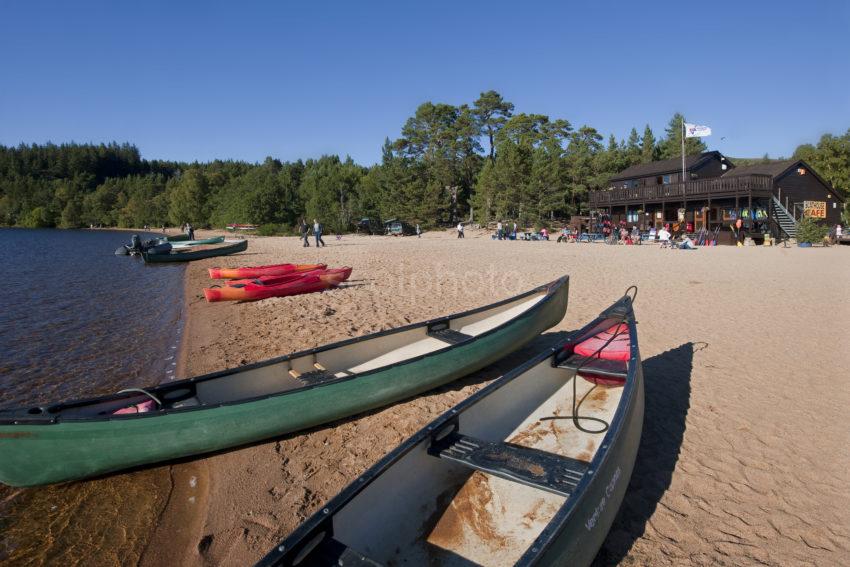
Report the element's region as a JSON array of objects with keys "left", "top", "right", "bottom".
[{"left": 797, "top": 167, "right": 807, "bottom": 175}]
